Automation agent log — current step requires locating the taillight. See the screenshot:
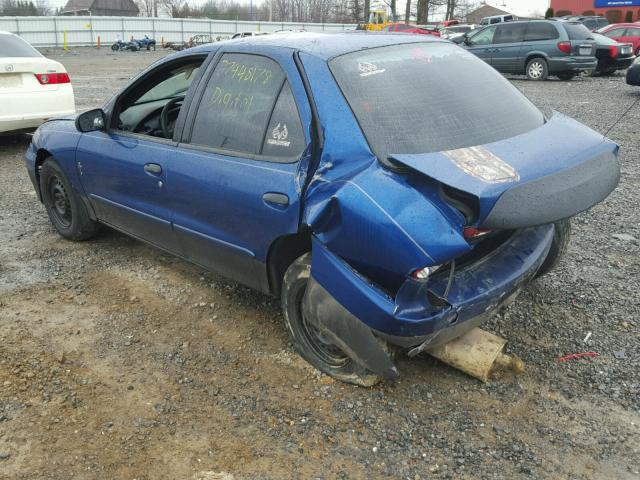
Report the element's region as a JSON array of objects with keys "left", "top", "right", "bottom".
[
  {"left": 557, "top": 41, "right": 571, "bottom": 54},
  {"left": 34, "top": 73, "right": 70, "bottom": 85},
  {"left": 463, "top": 227, "right": 493, "bottom": 239},
  {"left": 411, "top": 264, "right": 442, "bottom": 280},
  {"left": 609, "top": 45, "right": 618, "bottom": 58}
]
